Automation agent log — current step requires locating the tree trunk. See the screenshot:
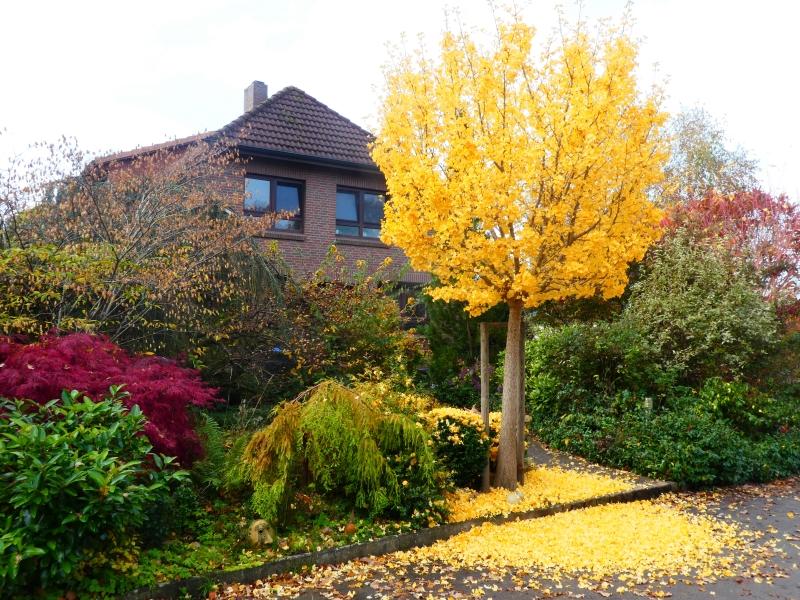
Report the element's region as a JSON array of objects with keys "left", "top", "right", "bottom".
[{"left": 495, "top": 299, "right": 523, "bottom": 490}]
